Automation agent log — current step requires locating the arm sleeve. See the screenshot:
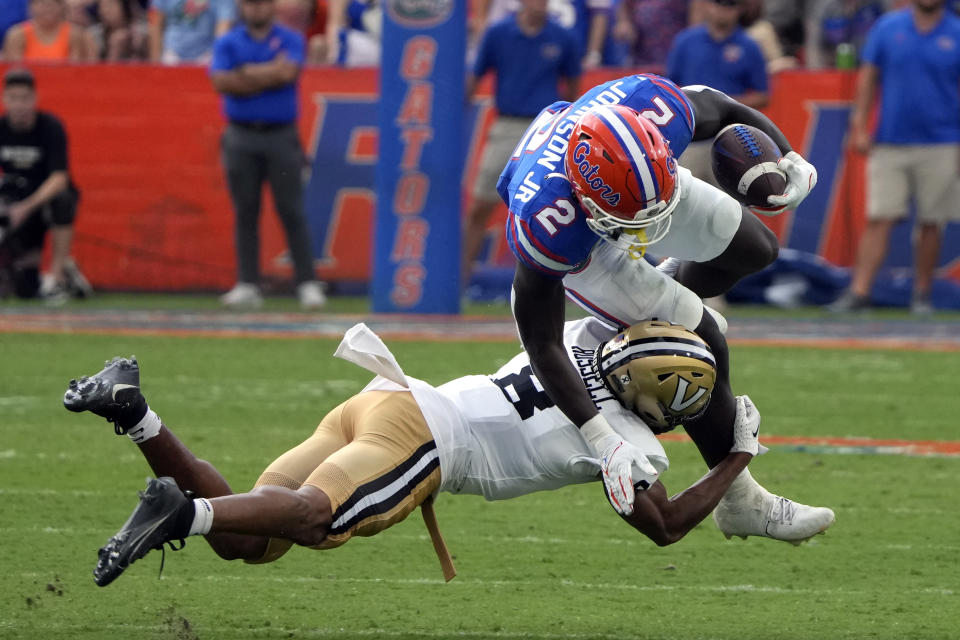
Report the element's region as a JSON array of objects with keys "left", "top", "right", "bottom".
[
  {"left": 209, "top": 36, "right": 232, "bottom": 73},
  {"left": 45, "top": 118, "right": 69, "bottom": 173},
  {"left": 746, "top": 42, "right": 769, "bottom": 92},
  {"left": 286, "top": 30, "right": 306, "bottom": 65},
  {"left": 665, "top": 35, "right": 683, "bottom": 84},
  {"left": 506, "top": 212, "right": 572, "bottom": 279},
  {"left": 860, "top": 21, "right": 883, "bottom": 66},
  {"left": 561, "top": 29, "right": 582, "bottom": 78},
  {"left": 472, "top": 26, "right": 494, "bottom": 77}
]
